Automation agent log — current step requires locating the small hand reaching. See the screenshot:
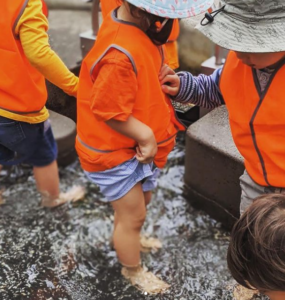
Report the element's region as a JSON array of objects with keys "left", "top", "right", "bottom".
[{"left": 159, "top": 64, "right": 180, "bottom": 97}]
